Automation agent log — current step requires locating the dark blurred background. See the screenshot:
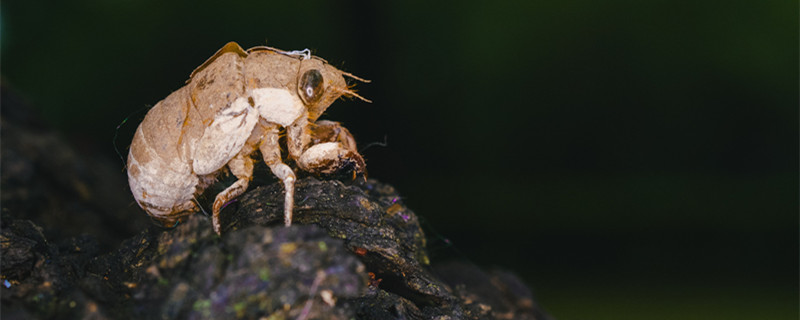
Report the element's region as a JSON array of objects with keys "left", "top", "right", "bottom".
[{"left": 2, "top": 1, "right": 796, "bottom": 319}]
